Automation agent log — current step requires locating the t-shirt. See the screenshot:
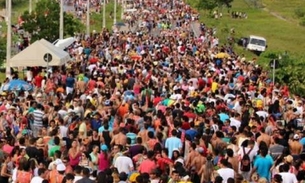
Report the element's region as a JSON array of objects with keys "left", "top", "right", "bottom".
[
  {"left": 165, "top": 137, "right": 182, "bottom": 159},
  {"left": 217, "top": 167, "right": 234, "bottom": 183},
  {"left": 79, "top": 122, "right": 87, "bottom": 138},
  {"left": 114, "top": 156, "right": 134, "bottom": 174},
  {"left": 254, "top": 156, "right": 273, "bottom": 180},
  {"left": 278, "top": 172, "right": 298, "bottom": 183},
  {"left": 138, "top": 159, "right": 156, "bottom": 173},
  {"left": 66, "top": 77, "right": 75, "bottom": 88},
  {"left": 30, "top": 176, "right": 44, "bottom": 183},
  {"left": 49, "top": 145, "right": 60, "bottom": 157}
]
